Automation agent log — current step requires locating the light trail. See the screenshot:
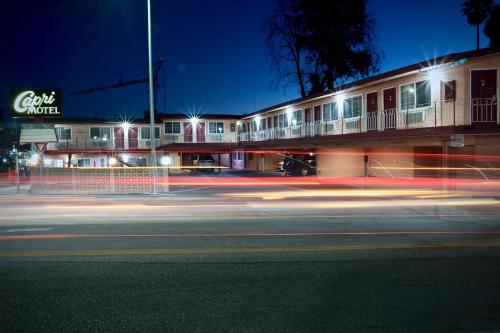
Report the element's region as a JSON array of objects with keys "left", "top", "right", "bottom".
[
  {"left": 1, "top": 241, "right": 500, "bottom": 257},
  {"left": 2, "top": 230, "right": 500, "bottom": 241}
]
